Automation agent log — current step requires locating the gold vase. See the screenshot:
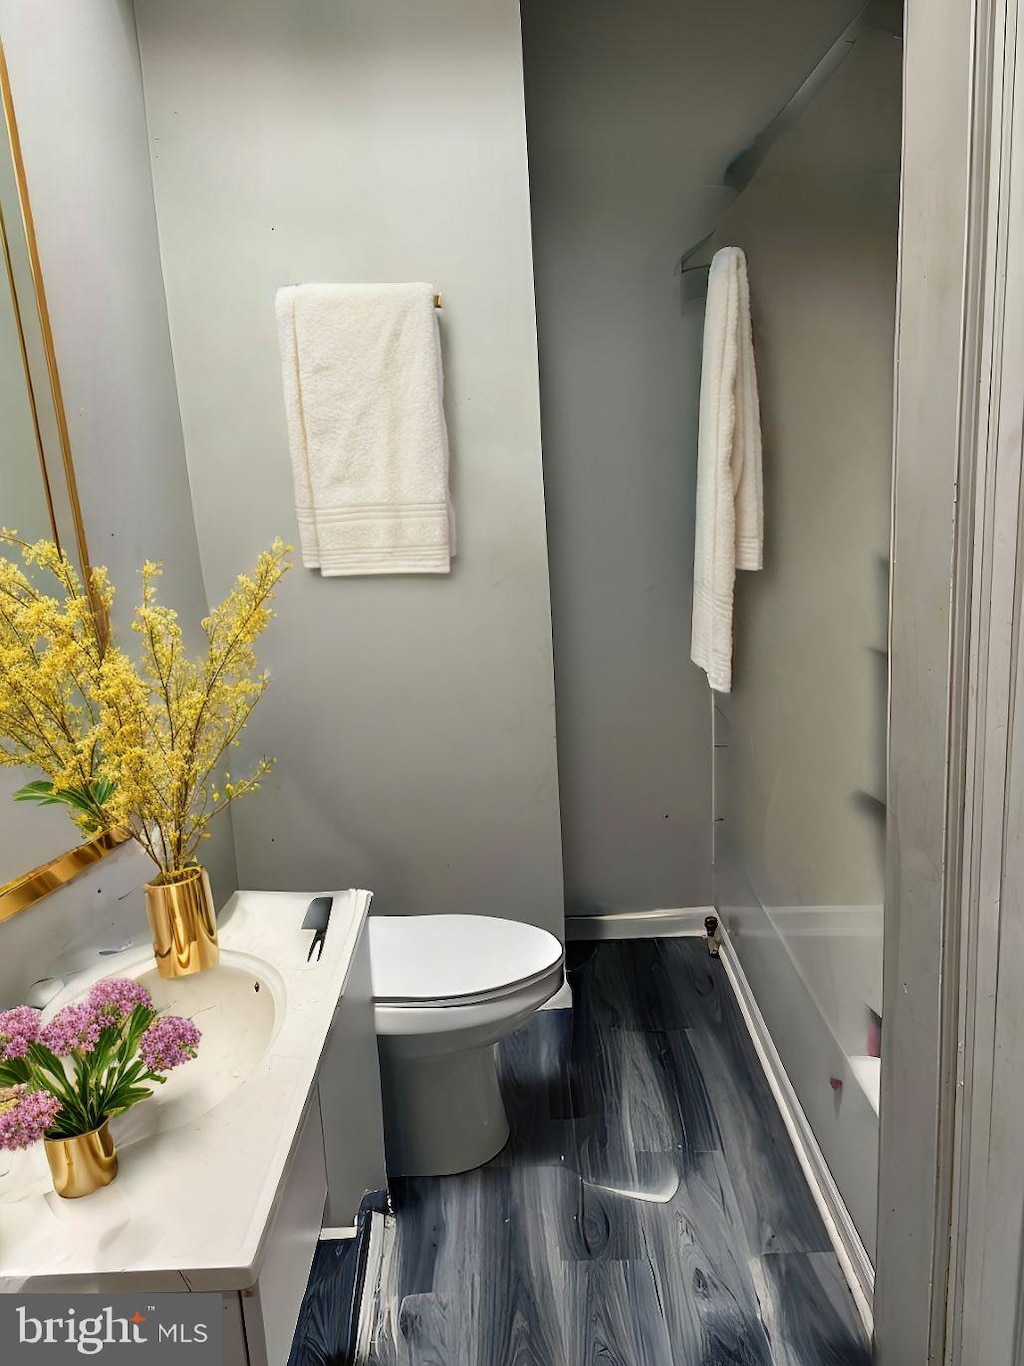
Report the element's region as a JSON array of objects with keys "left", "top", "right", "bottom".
[
  {"left": 44, "top": 1119, "right": 118, "bottom": 1199},
  {"left": 145, "top": 865, "right": 219, "bottom": 979}
]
